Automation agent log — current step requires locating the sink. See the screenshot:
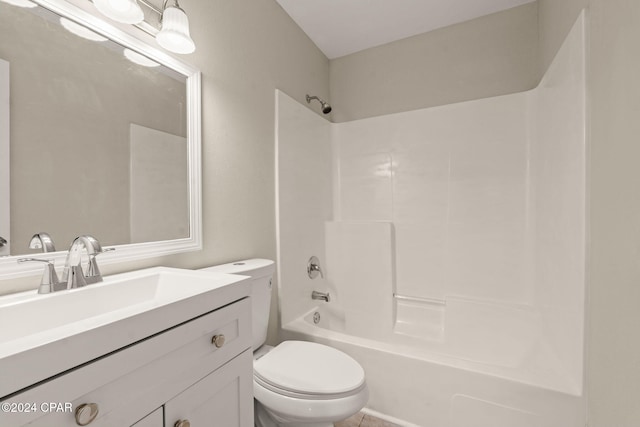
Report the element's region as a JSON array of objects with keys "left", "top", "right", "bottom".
[{"left": 0, "top": 267, "right": 250, "bottom": 398}]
